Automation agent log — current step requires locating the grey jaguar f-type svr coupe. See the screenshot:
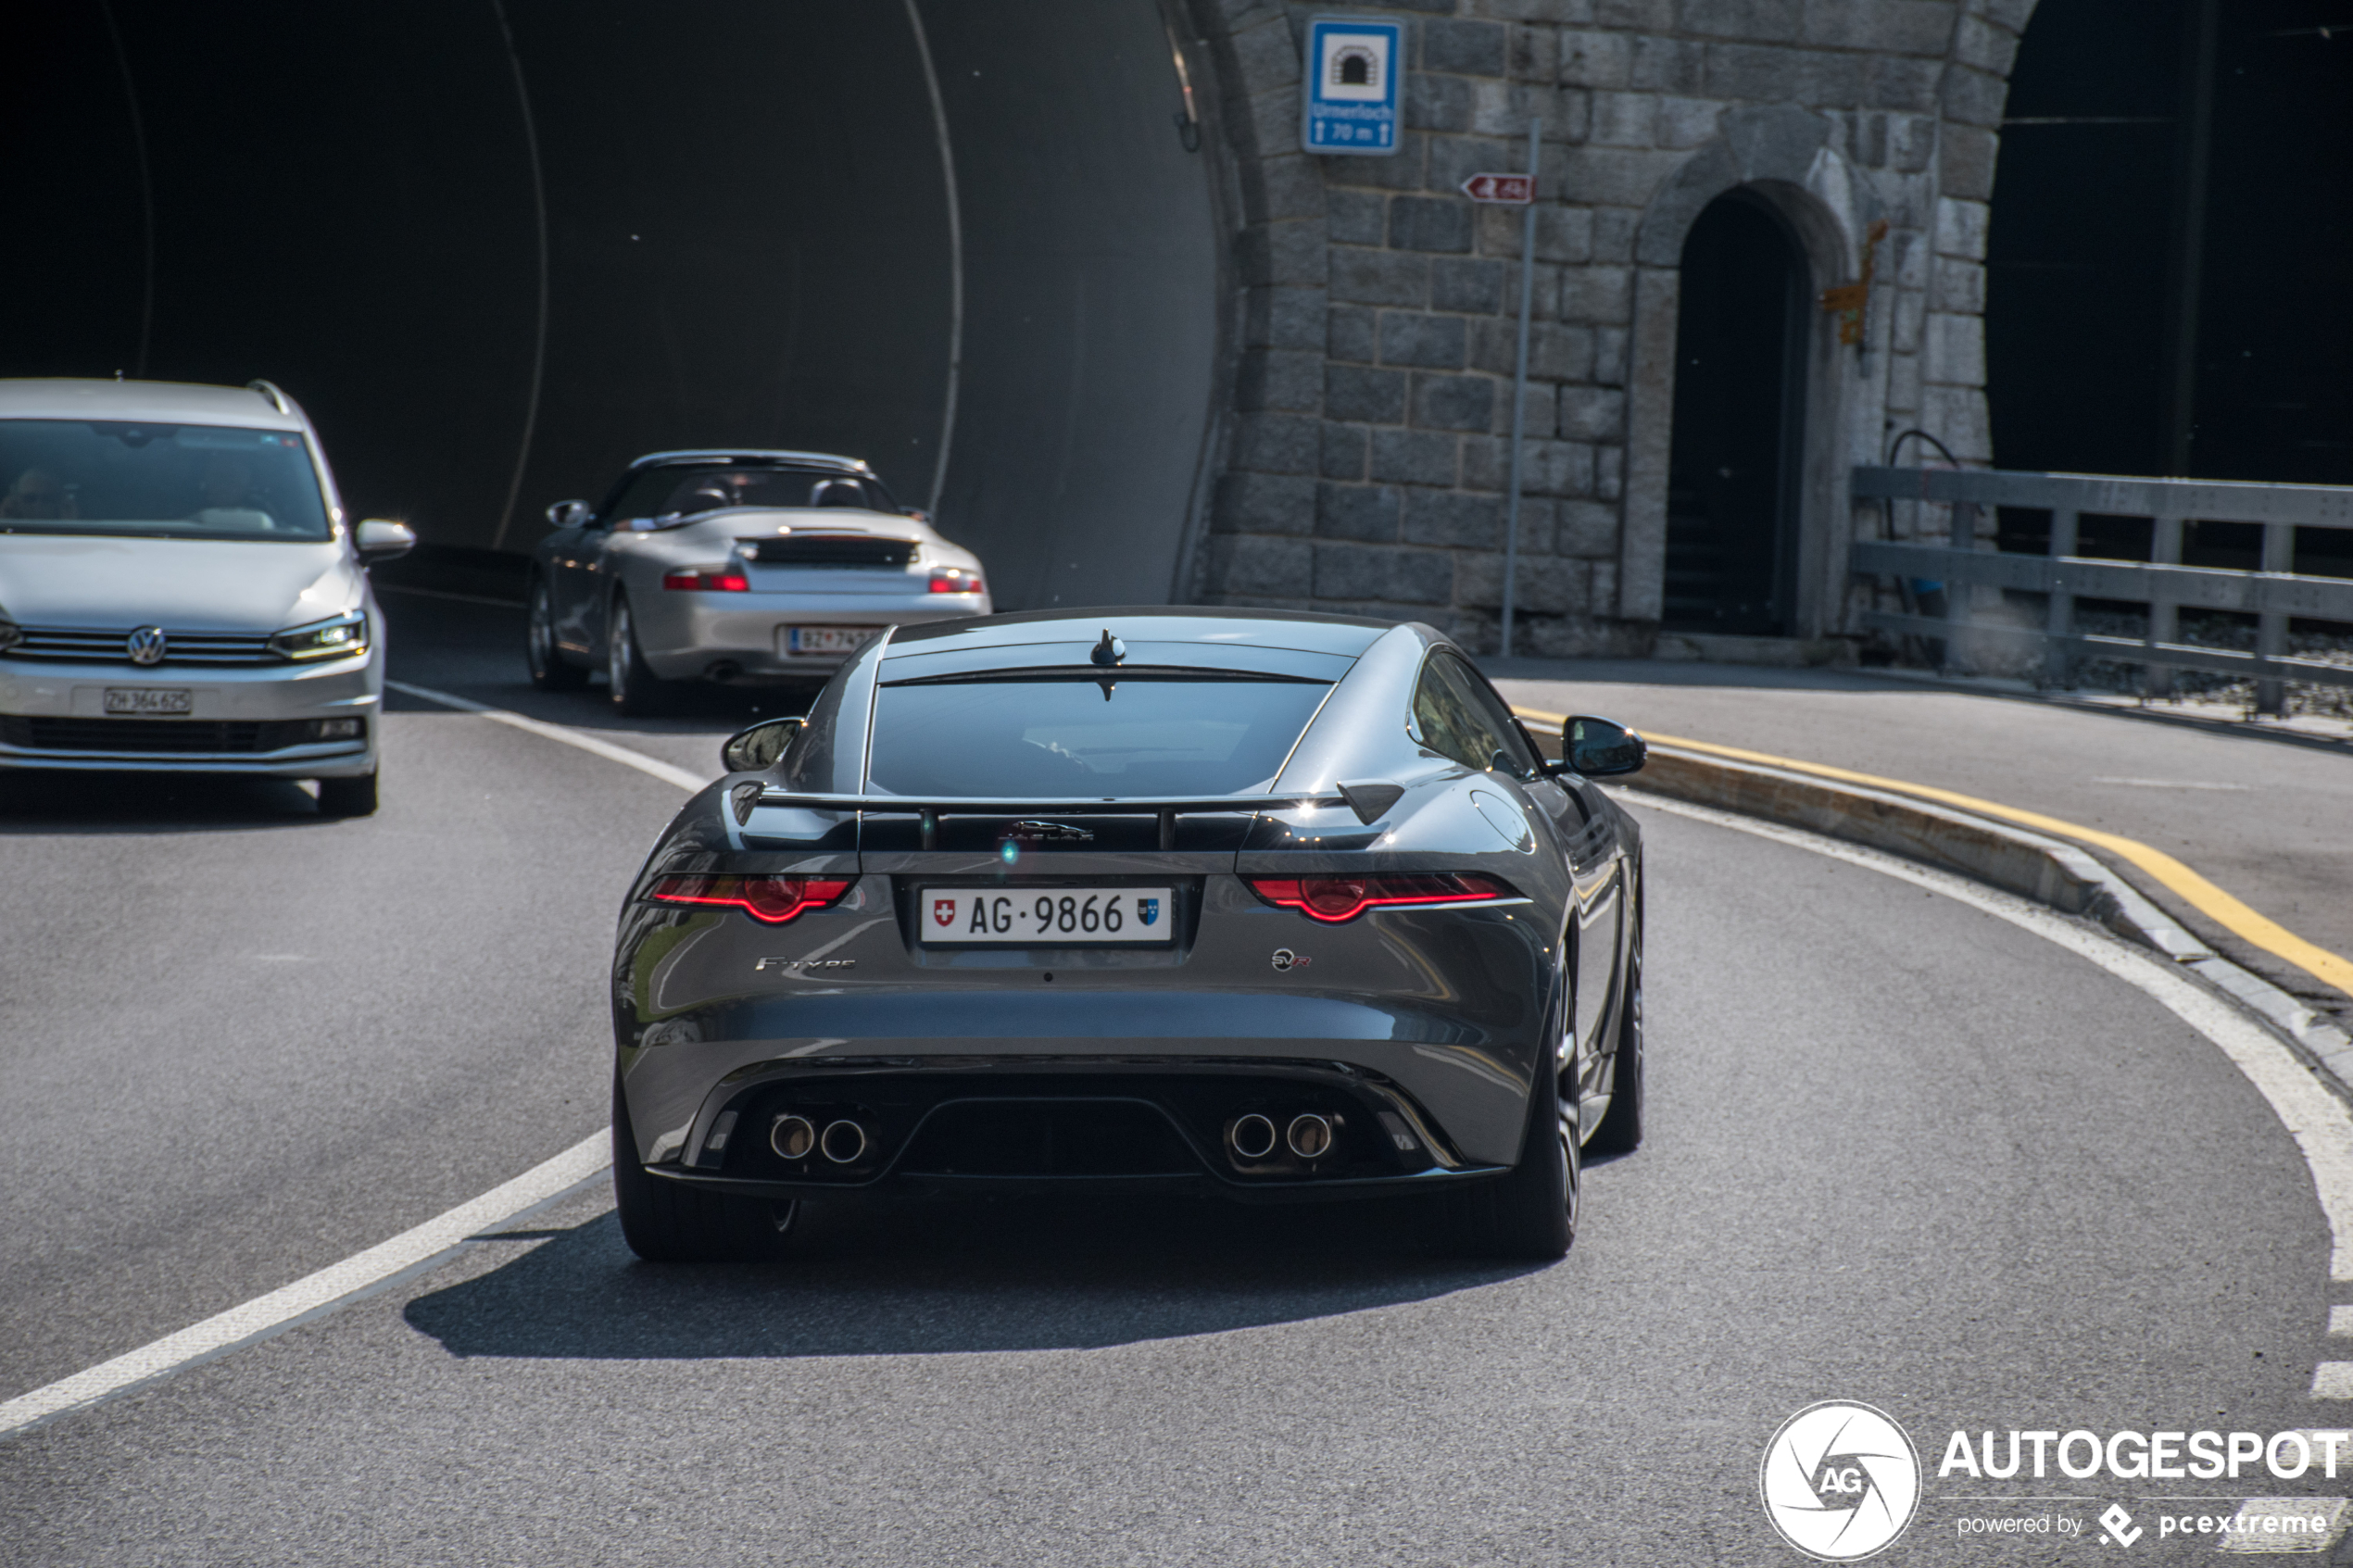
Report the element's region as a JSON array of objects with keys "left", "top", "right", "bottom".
[{"left": 610, "top": 608, "right": 1647, "bottom": 1261}]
